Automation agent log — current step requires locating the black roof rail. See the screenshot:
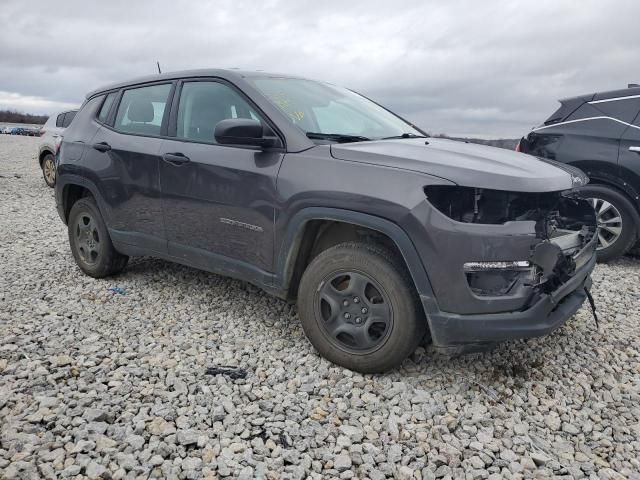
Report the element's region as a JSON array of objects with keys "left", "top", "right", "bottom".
[{"left": 629, "top": 83, "right": 639, "bottom": 88}]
